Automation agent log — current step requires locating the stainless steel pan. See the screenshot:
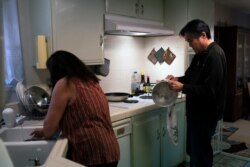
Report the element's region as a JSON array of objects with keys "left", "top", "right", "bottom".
[{"left": 105, "top": 92, "right": 131, "bottom": 102}]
